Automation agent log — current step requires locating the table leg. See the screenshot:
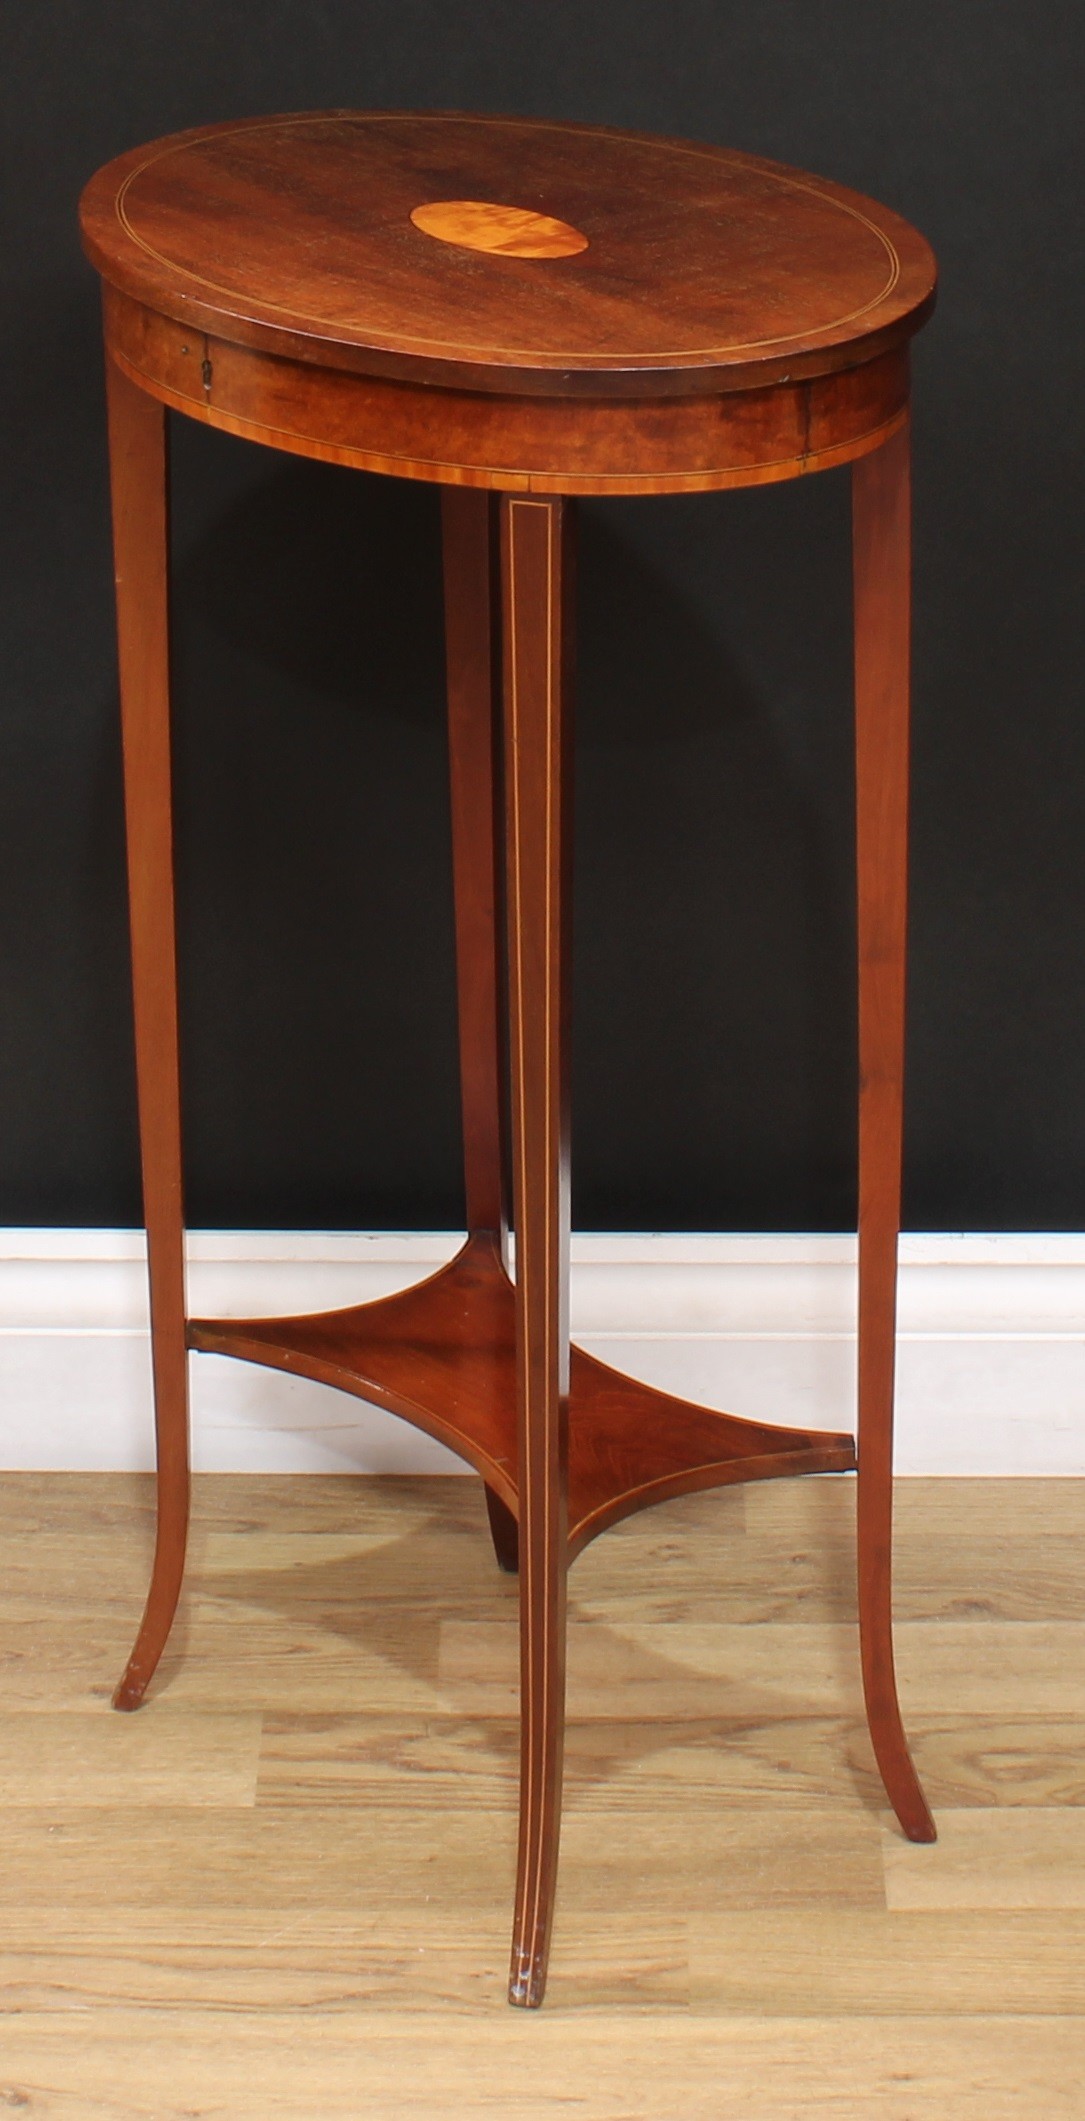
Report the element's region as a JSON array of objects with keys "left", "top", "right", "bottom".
[
  {"left": 441, "top": 487, "right": 519, "bottom": 1571},
  {"left": 501, "top": 496, "right": 574, "bottom": 2006},
  {"left": 104, "top": 354, "right": 190, "bottom": 1712},
  {"left": 853, "top": 415, "right": 936, "bottom": 1842}
]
